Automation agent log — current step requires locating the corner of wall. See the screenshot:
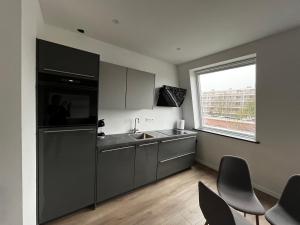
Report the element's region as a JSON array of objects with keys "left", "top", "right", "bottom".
[{"left": 21, "top": 0, "right": 45, "bottom": 224}]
